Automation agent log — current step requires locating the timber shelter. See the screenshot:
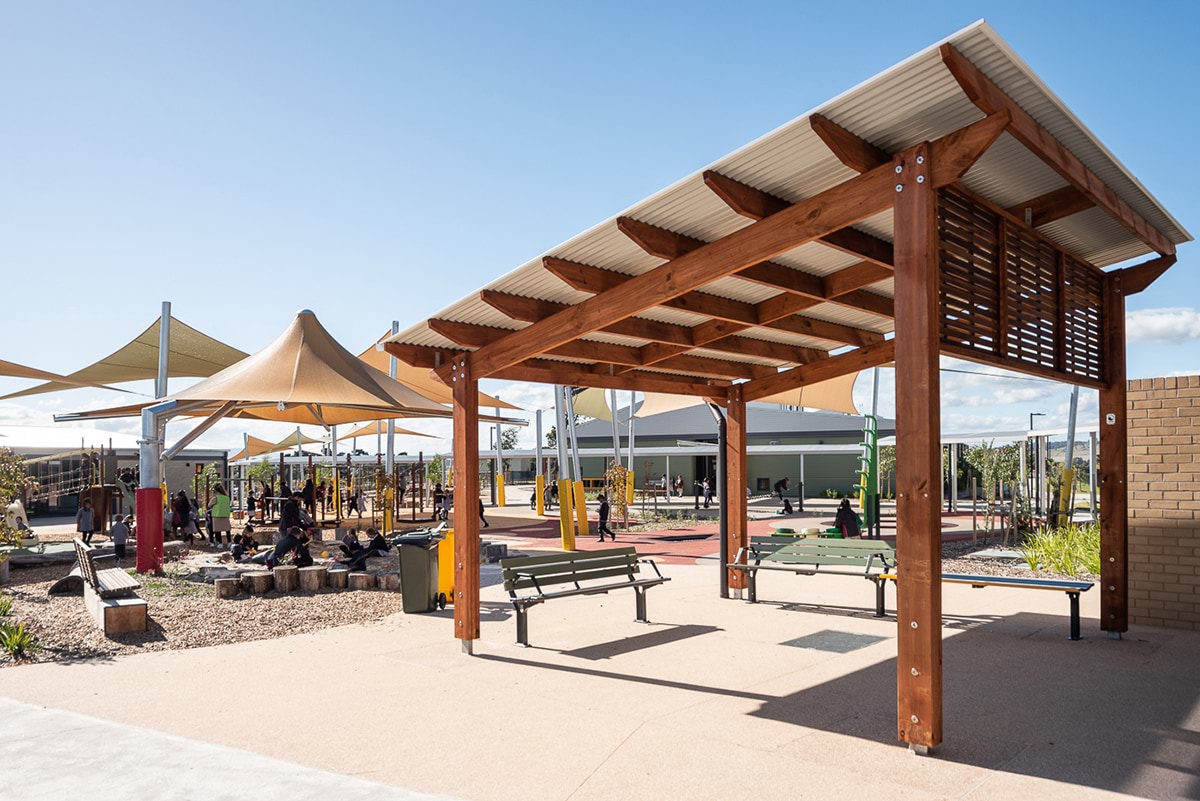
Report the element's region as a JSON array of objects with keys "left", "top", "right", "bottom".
[{"left": 384, "top": 22, "right": 1191, "bottom": 751}]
